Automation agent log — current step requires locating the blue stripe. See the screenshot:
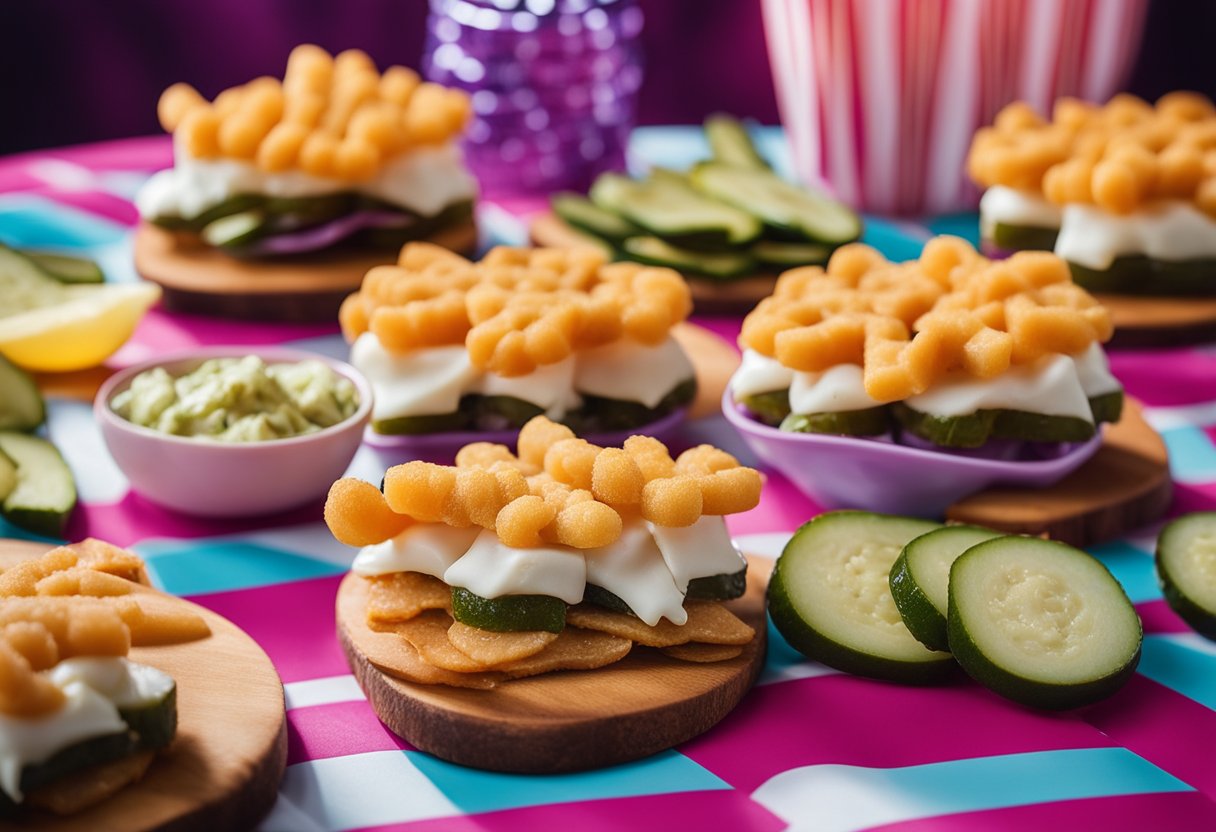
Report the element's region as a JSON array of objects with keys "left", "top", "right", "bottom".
[
  {"left": 924, "top": 212, "right": 982, "bottom": 247},
  {"left": 0, "top": 194, "right": 128, "bottom": 248},
  {"left": 1087, "top": 540, "right": 1162, "bottom": 603},
  {"left": 408, "top": 748, "right": 728, "bottom": 815},
  {"left": 1138, "top": 635, "right": 1216, "bottom": 709},
  {"left": 135, "top": 539, "right": 345, "bottom": 595},
  {"left": 1159, "top": 425, "right": 1216, "bottom": 483},
  {"left": 861, "top": 217, "right": 926, "bottom": 263}
]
